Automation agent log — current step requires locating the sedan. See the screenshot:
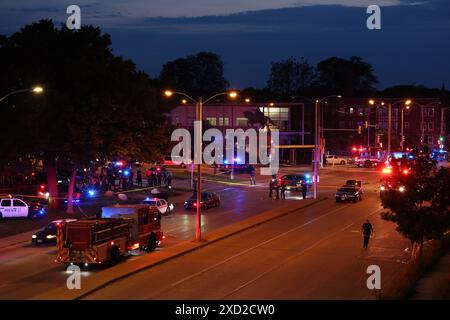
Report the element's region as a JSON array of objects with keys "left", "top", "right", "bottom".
[
  {"left": 31, "top": 219, "right": 77, "bottom": 245},
  {"left": 335, "top": 186, "right": 363, "bottom": 203},
  {"left": 184, "top": 192, "right": 220, "bottom": 210}
]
